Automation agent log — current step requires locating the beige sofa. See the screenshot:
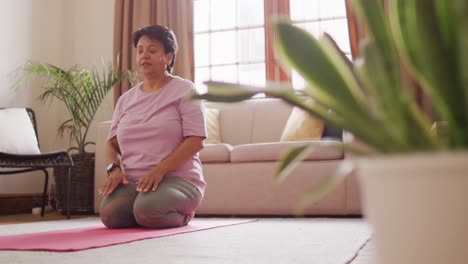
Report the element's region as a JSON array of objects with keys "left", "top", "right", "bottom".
[{"left": 94, "top": 98, "right": 361, "bottom": 215}]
